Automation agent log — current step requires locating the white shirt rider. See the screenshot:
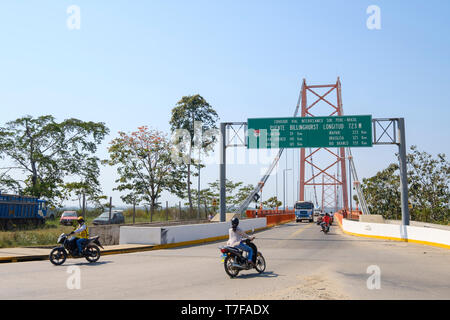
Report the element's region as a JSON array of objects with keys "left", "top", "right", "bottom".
[{"left": 227, "top": 226, "right": 252, "bottom": 247}]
